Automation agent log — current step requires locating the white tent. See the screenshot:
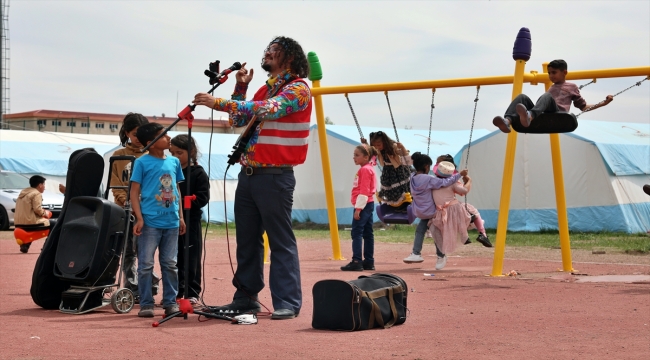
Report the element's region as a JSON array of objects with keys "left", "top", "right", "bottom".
[
  {"left": 293, "top": 125, "right": 490, "bottom": 224},
  {"left": 101, "top": 131, "right": 242, "bottom": 223},
  {"left": 454, "top": 120, "right": 650, "bottom": 233},
  {"left": 0, "top": 130, "right": 117, "bottom": 193}
]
